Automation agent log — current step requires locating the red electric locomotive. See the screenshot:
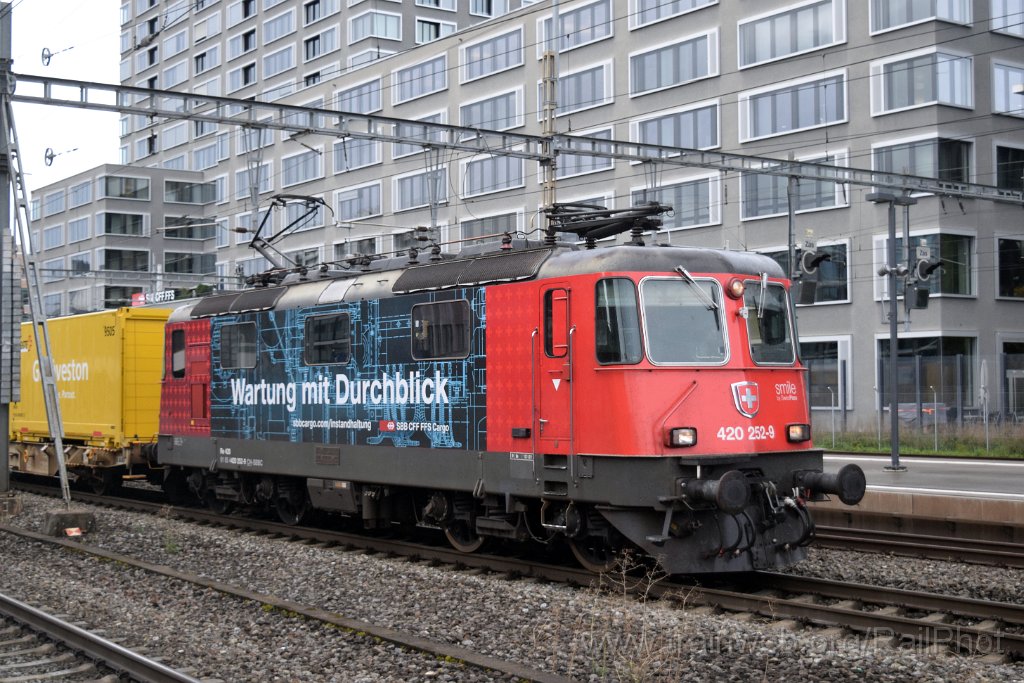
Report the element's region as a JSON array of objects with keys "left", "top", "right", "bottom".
[{"left": 157, "top": 204, "right": 865, "bottom": 574}]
